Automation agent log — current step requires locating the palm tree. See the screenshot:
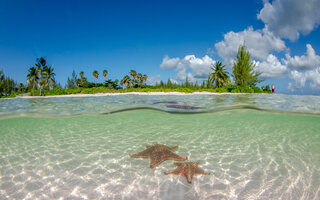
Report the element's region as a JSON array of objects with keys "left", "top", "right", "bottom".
[
  {"left": 27, "top": 67, "right": 39, "bottom": 96},
  {"left": 103, "top": 70, "right": 108, "bottom": 81},
  {"left": 129, "top": 70, "right": 137, "bottom": 85},
  {"left": 35, "top": 57, "right": 48, "bottom": 96},
  {"left": 78, "top": 71, "right": 85, "bottom": 86},
  {"left": 142, "top": 74, "right": 148, "bottom": 84},
  {"left": 75, "top": 78, "right": 81, "bottom": 88},
  {"left": 42, "top": 66, "right": 56, "bottom": 90},
  {"left": 209, "top": 61, "right": 230, "bottom": 88},
  {"left": 79, "top": 71, "right": 84, "bottom": 79},
  {"left": 92, "top": 70, "right": 99, "bottom": 87},
  {"left": 120, "top": 75, "right": 131, "bottom": 88},
  {"left": 136, "top": 73, "right": 142, "bottom": 86}
]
